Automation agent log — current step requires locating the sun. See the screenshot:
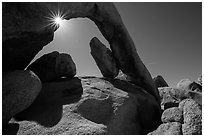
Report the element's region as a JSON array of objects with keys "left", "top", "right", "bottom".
[
  {"left": 45, "top": 9, "right": 67, "bottom": 29},
  {"left": 54, "top": 16, "right": 63, "bottom": 25}
]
